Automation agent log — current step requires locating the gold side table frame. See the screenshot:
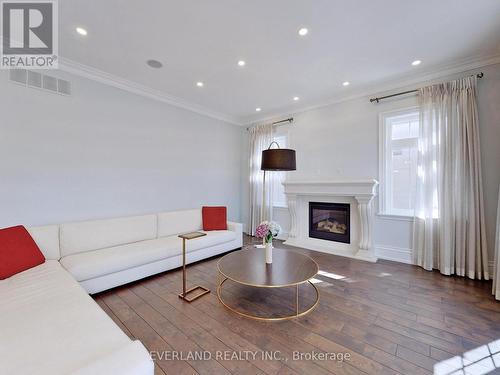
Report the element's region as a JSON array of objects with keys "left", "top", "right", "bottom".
[{"left": 178, "top": 232, "right": 210, "bottom": 302}]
